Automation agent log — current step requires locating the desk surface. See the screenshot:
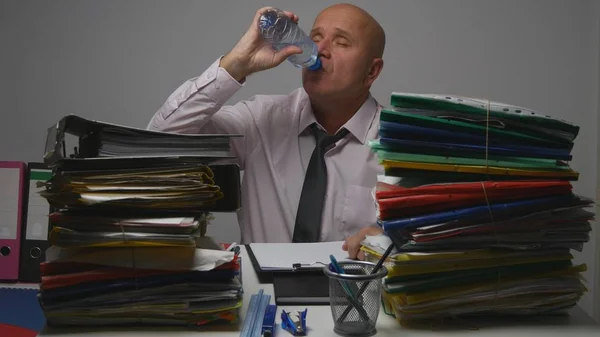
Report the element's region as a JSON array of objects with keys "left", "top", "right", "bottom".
[{"left": 36, "top": 246, "right": 598, "bottom": 337}]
